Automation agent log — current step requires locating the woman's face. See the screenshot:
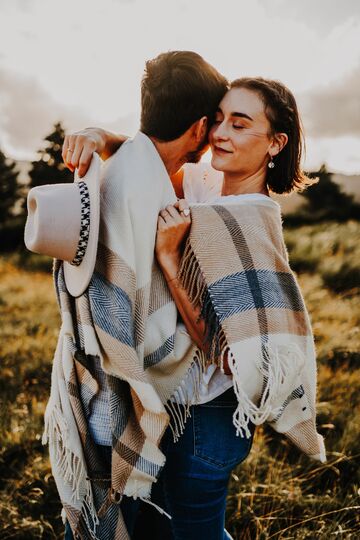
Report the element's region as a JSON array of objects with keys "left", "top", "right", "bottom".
[{"left": 209, "top": 87, "right": 273, "bottom": 176}]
